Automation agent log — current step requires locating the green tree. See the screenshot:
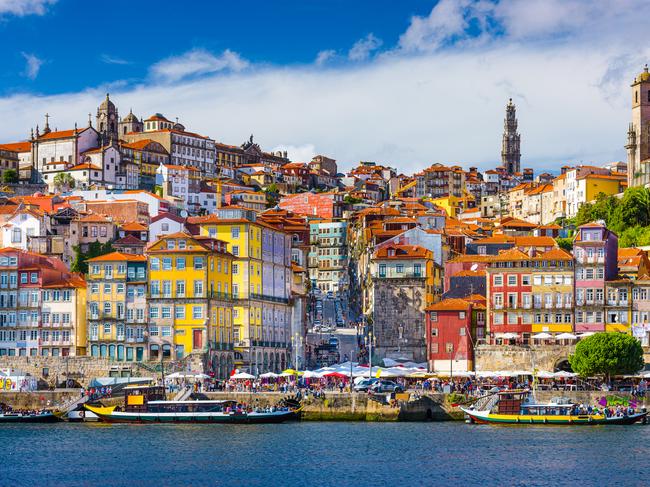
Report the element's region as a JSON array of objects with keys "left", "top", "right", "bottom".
[
  {"left": 53, "top": 172, "right": 76, "bottom": 192},
  {"left": 344, "top": 195, "right": 363, "bottom": 205},
  {"left": 569, "top": 333, "right": 644, "bottom": 381},
  {"left": 70, "top": 241, "right": 114, "bottom": 274},
  {"left": 265, "top": 184, "right": 279, "bottom": 208},
  {"left": 2, "top": 169, "right": 18, "bottom": 184},
  {"left": 555, "top": 237, "right": 573, "bottom": 253}
]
